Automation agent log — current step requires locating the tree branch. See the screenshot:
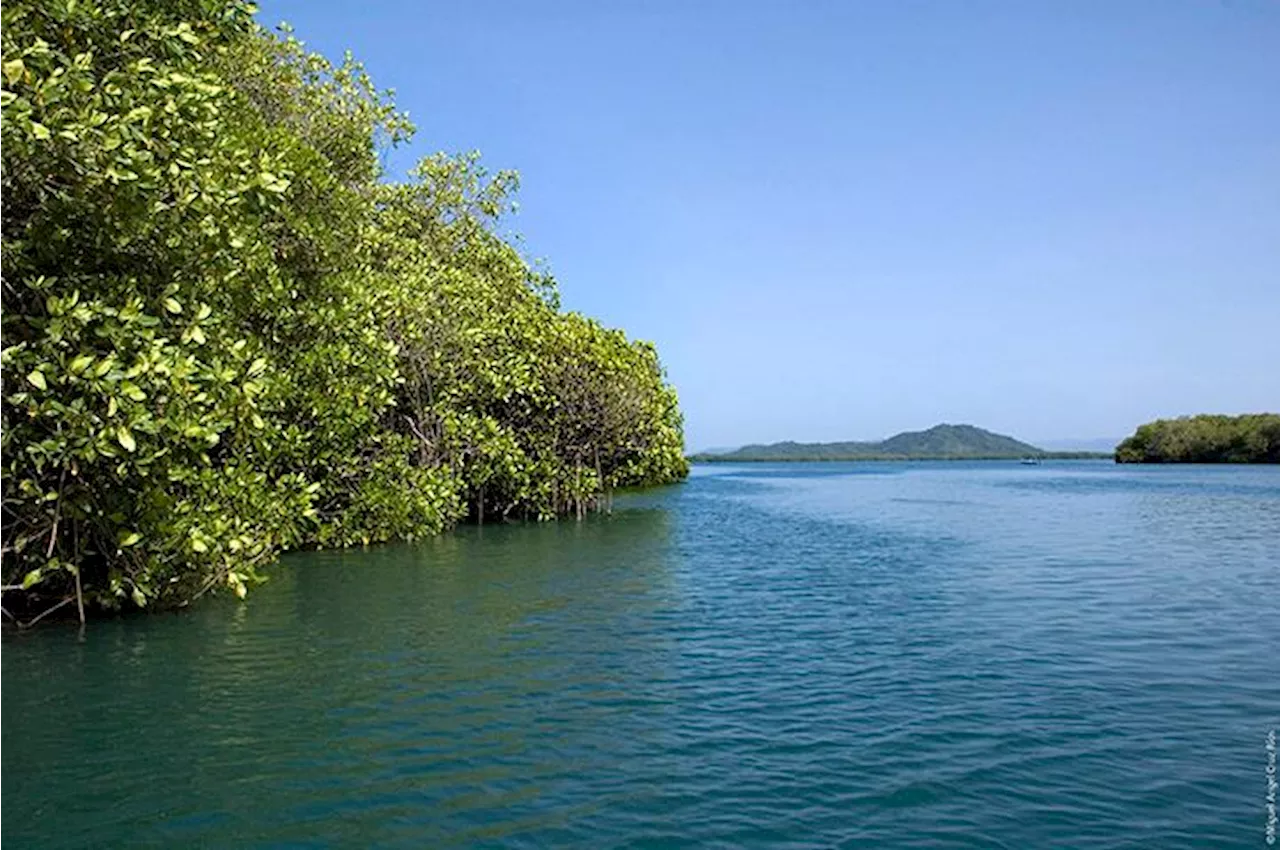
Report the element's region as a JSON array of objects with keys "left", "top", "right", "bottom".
[{"left": 19, "top": 596, "right": 74, "bottom": 629}]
